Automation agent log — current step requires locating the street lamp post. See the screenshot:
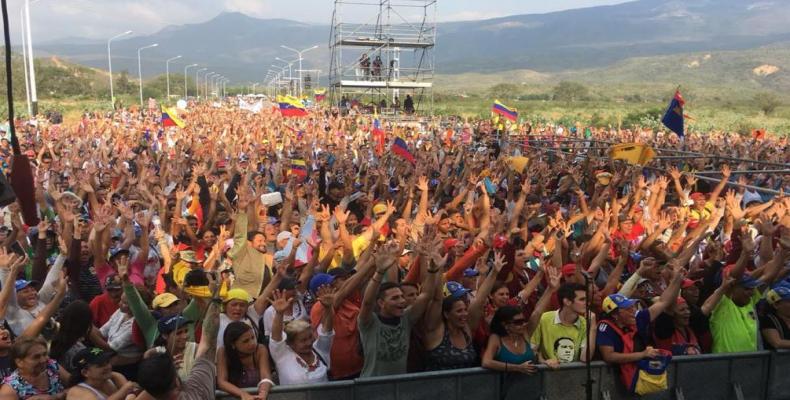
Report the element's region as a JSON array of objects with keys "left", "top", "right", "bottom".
[
  {"left": 205, "top": 73, "right": 215, "bottom": 98},
  {"left": 165, "top": 55, "right": 182, "bottom": 99},
  {"left": 272, "top": 62, "right": 292, "bottom": 95},
  {"left": 184, "top": 64, "right": 198, "bottom": 98},
  {"left": 195, "top": 68, "right": 207, "bottom": 100},
  {"left": 23, "top": 0, "right": 39, "bottom": 115},
  {"left": 107, "top": 30, "right": 132, "bottom": 109},
  {"left": 137, "top": 43, "right": 158, "bottom": 108},
  {"left": 281, "top": 45, "right": 319, "bottom": 97}
]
